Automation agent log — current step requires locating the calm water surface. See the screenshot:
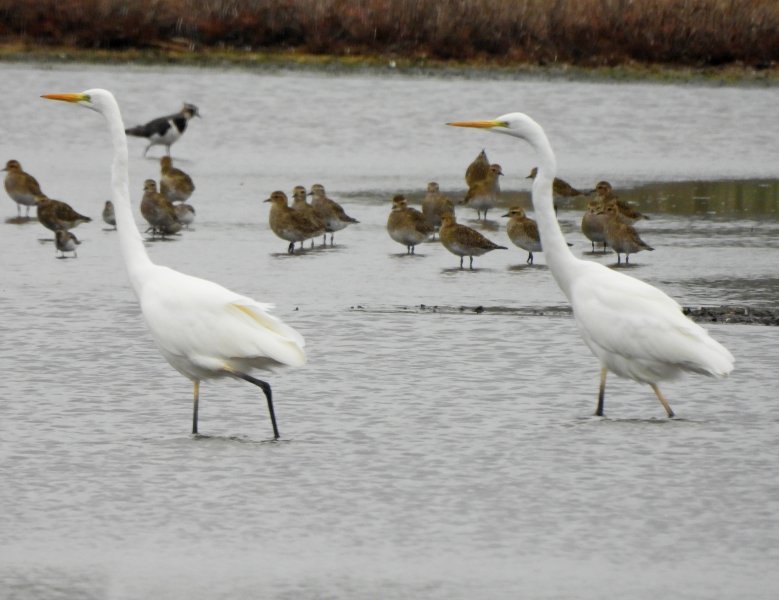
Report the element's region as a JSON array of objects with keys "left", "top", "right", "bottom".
[{"left": 1, "top": 63, "right": 778, "bottom": 599}]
